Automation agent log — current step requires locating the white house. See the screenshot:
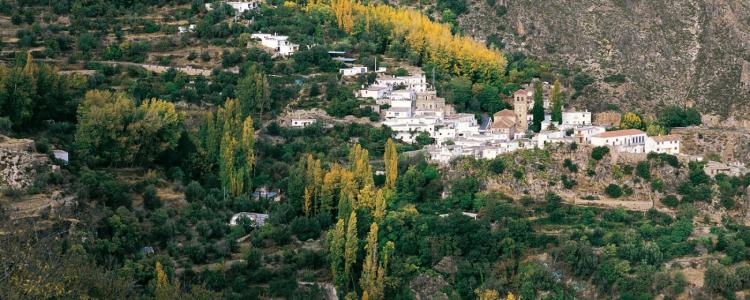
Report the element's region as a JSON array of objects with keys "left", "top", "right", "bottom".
[
  {"left": 290, "top": 118, "right": 316, "bottom": 128},
  {"left": 340, "top": 66, "right": 368, "bottom": 77},
  {"left": 645, "top": 135, "right": 681, "bottom": 155},
  {"left": 572, "top": 126, "right": 606, "bottom": 143},
  {"left": 206, "top": 1, "right": 259, "bottom": 14},
  {"left": 251, "top": 33, "right": 299, "bottom": 56},
  {"left": 562, "top": 111, "right": 592, "bottom": 126},
  {"left": 375, "top": 74, "right": 428, "bottom": 92},
  {"left": 357, "top": 85, "right": 390, "bottom": 99},
  {"left": 590, "top": 129, "right": 647, "bottom": 153},
  {"left": 53, "top": 150, "right": 69, "bottom": 164},
  {"left": 229, "top": 212, "right": 268, "bottom": 227}
]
